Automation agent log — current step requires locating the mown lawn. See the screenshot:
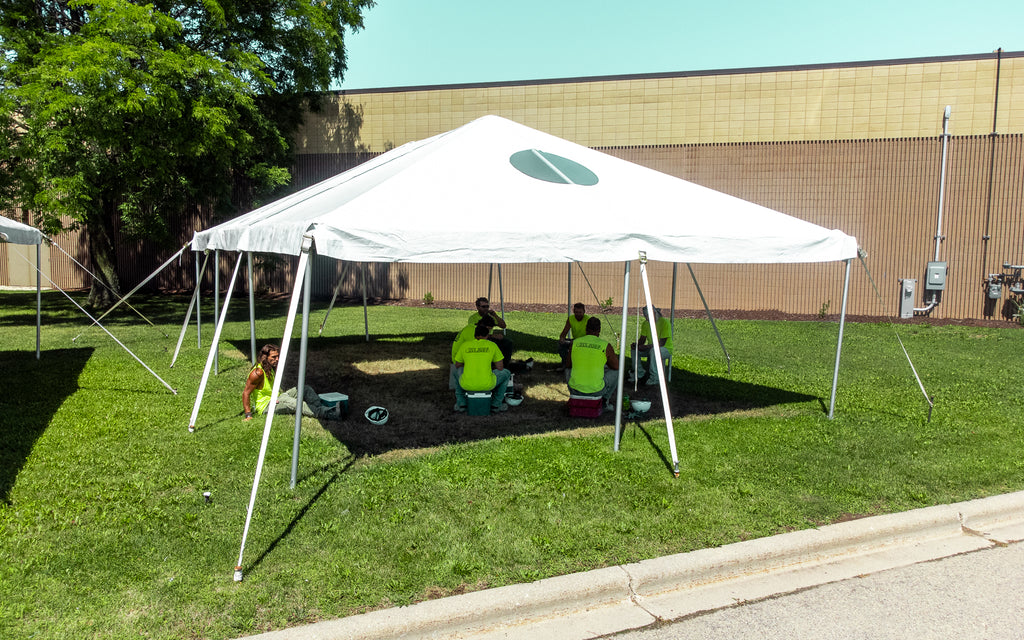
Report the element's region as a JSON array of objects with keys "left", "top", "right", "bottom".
[{"left": 1, "top": 290, "right": 1022, "bottom": 639}]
